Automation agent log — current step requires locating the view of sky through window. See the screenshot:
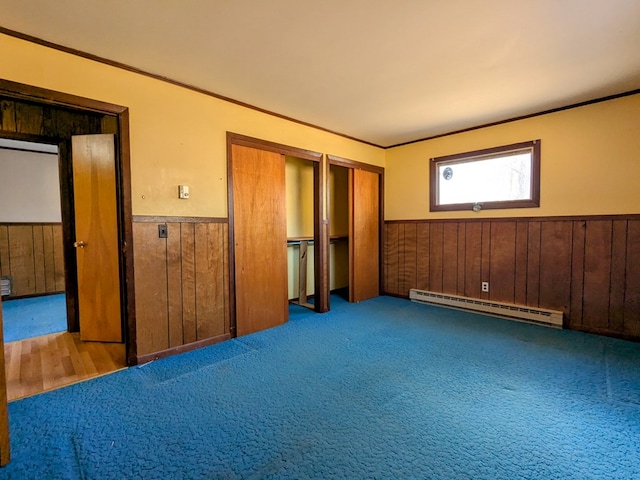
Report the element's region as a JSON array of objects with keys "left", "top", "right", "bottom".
[{"left": 437, "top": 152, "right": 532, "bottom": 205}]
